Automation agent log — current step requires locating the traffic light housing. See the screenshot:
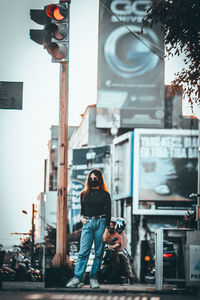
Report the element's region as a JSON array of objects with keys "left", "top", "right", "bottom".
[{"left": 30, "top": 1, "right": 70, "bottom": 62}]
